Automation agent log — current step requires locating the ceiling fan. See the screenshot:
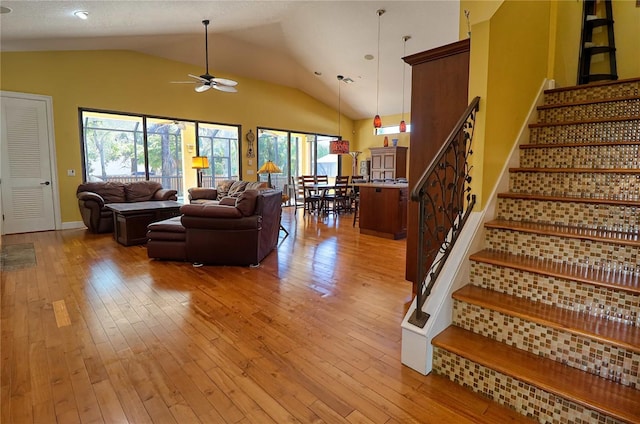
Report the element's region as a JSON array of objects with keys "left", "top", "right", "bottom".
[{"left": 172, "top": 19, "right": 238, "bottom": 93}]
